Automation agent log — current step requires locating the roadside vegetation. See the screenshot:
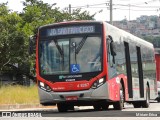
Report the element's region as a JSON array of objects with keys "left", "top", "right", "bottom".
[
  {"left": 0, "top": 0, "right": 94, "bottom": 105},
  {"left": 0, "top": 85, "right": 39, "bottom": 104},
  {"left": 0, "top": 0, "right": 95, "bottom": 78}
]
